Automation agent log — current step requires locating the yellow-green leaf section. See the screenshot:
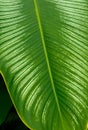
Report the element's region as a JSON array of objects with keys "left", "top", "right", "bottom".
[{"left": 0, "top": 0, "right": 88, "bottom": 130}]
